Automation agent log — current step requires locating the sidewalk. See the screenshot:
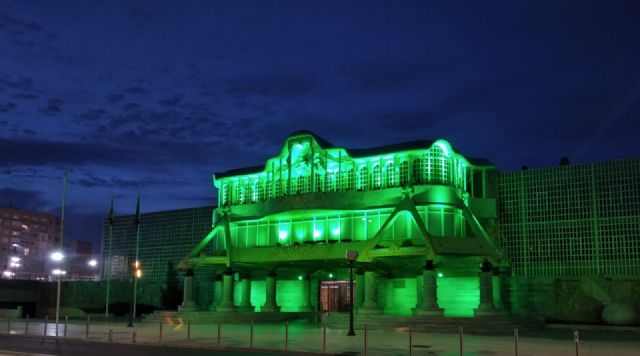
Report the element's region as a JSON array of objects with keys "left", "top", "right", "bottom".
[{"left": 2, "top": 317, "right": 640, "bottom": 355}]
